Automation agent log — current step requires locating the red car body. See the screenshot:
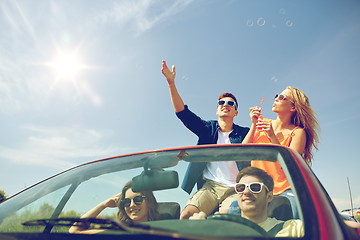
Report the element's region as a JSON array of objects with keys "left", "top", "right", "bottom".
[{"left": 0, "top": 144, "right": 359, "bottom": 239}]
